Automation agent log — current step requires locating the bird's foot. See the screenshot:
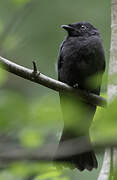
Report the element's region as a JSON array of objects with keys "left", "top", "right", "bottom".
[{"left": 73, "top": 83, "right": 79, "bottom": 89}]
